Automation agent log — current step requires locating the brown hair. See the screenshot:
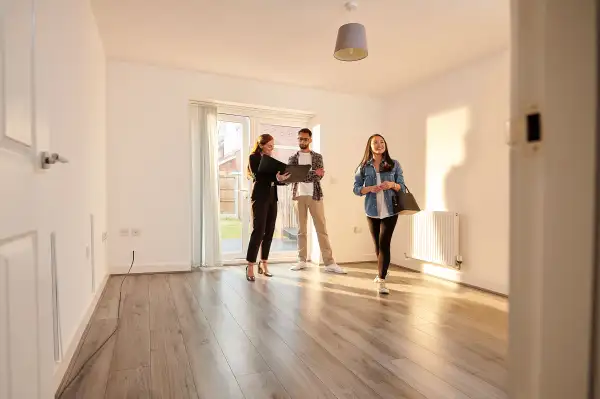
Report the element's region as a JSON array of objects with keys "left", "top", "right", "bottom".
[{"left": 247, "top": 134, "right": 274, "bottom": 179}]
